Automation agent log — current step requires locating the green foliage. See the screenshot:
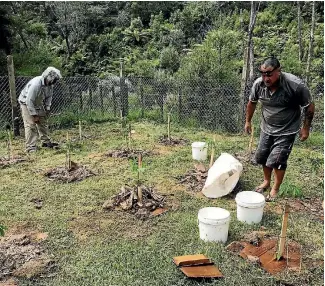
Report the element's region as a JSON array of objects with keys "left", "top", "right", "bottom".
[
  {"left": 159, "top": 46, "right": 180, "bottom": 72},
  {"left": 0, "top": 1, "right": 323, "bottom": 88},
  {"left": 278, "top": 182, "right": 303, "bottom": 198},
  {"left": 0, "top": 225, "right": 6, "bottom": 236}
]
